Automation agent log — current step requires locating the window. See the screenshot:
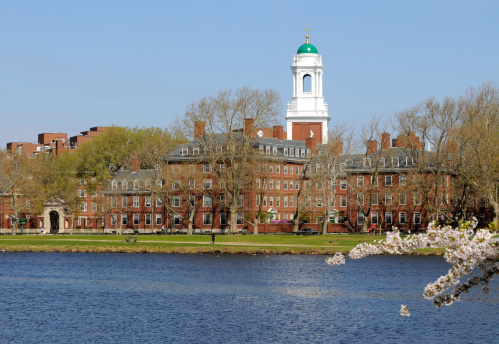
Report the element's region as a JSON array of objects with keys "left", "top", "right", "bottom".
[
  {"left": 385, "top": 212, "right": 392, "bottom": 224},
  {"left": 392, "top": 157, "right": 399, "bottom": 167},
  {"left": 385, "top": 193, "right": 392, "bottom": 205},
  {"left": 290, "top": 166, "right": 293, "bottom": 174},
  {"left": 357, "top": 212, "right": 365, "bottom": 225},
  {"left": 269, "top": 196, "right": 274, "bottom": 207},
  {"left": 290, "top": 148, "right": 294, "bottom": 157},
  {"left": 284, "top": 180, "right": 288, "bottom": 190},
  {"left": 301, "top": 149, "right": 305, "bottom": 157},
  {"left": 385, "top": 176, "right": 392, "bottom": 186},
  {"left": 156, "top": 179, "right": 163, "bottom": 187},
  {"left": 371, "top": 193, "right": 378, "bottom": 205},
  {"left": 357, "top": 193, "right": 364, "bottom": 205},
  {"left": 111, "top": 214, "right": 117, "bottom": 226},
  {"left": 290, "top": 196, "right": 294, "bottom": 207},
  {"left": 413, "top": 193, "right": 421, "bottom": 205},
  {"left": 172, "top": 165, "right": 180, "bottom": 173},
  {"left": 284, "top": 196, "right": 288, "bottom": 207},
  {"left": 269, "top": 179, "right": 274, "bottom": 189},
  {"left": 276, "top": 196, "right": 280, "bottom": 207},
  {"left": 340, "top": 196, "right": 347, "bottom": 207},
  {"left": 263, "top": 196, "right": 267, "bottom": 207},
  {"left": 133, "top": 214, "right": 139, "bottom": 225},
  {"left": 284, "top": 147, "right": 288, "bottom": 156},
  {"left": 237, "top": 213, "right": 244, "bottom": 225},
  {"left": 304, "top": 181, "right": 310, "bottom": 190},
  {"left": 284, "top": 166, "right": 288, "bottom": 174},
  {"left": 78, "top": 189, "right": 87, "bottom": 197},
  {"left": 259, "top": 145, "right": 264, "bottom": 154},
  {"left": 111, "top": 197, "right": 117, "bottom": 208},
  {"left": 316, "top": 197, "right": 323, "bottom": 207},
  {"left": 145, "top": 196, "right": 151, "bottom": 207},
  {"left": 203, "top": 196, "right": 212, "bottom": 207},
  {"left": 92, "top": 202, "right": 97, "bottom": 212},
  {"left": 371, "top": 212, "right": 379, "bottom": 224},
  {"left": 276, "top": 180, "right": 280, "bottom": 190},
  {"left": 172, "top": 180, "right": 181, "bottom": 190},
  {"left": 399, "top": 212, "right": 406, "bottom": 225},
  {"left": 357, "top": 176, "right": 364, "bottom": 187},
  {"left": 289, "top": 180, "right": 294, "bottom": 190},
  {"left": 181, "top": 147, "right": 188, "bottom": 155},
  {"left": 173, "top": 214, "right": 181, "bottom": 225},
  {"left": 399, "top": 193, "right": 407, "bottom": 205},
  {"left": 220, "top": 194, "right": 226, "bottom": 206},
  {"left": 192, "top": 147, "right": 199, "bottom": 155},
  {"left": 133, "top": 180, "right": 139, "bottom": 190},
  {"left": 203, "top": 164, "right": 212, "bottom": 173},
  {"left": 156, "top": 197, "right": 162, "bottom": 207},
  {"left": 133, "top": 196, "right": 139, "bottom": 207},
  {"left": 399, "top": 175, "right": 407, "bottom": 186},
  {"left": 189, "top": 165, "right": 196, "bottom": 173},
  {"left": 156, "top": 214, "right": 162, "bottom": 225},
  {"left": 189, "top": 179, "right": 195, "bottom": 189},
  {"left": 122, "top": 214, "right": 128, "bottom": 225},
  {"left": 203, "top": 179, "right": 212, "bottom": 189},
  {"left": 256, "top": 178, "right": 260, "bottom": 189},
  {"left": 79, "top": 202, "right": 87, "bottom": 211},
  {"left": 91, "top": 190, "right": 97, "bottom": 198},
  {"left": 220, "top": 213, "right": 227, "bottom": 225},
  {"left": 220, "top": 163, "right": 226, "bottom": 172},
  {"left": 145, "top": 214, "right": 151, "bottom": 226},
  {"left": 414, "top": 212, "right": 421, "bottom": 224},
  {"left": 363, "top": 158, "right": 371, "bottom": 167},
  {"left": 172, "top": 196, "right": 181, "bottom": 207},
  {"left": 273, "top": 146, "right": 277, "bottom": 155},
  {"left": 328, "top": 196, "right": 335, "bottom": 207},
  {"left": 371, "top": 176, "right": 378, "bottom": 186},
  {"left": 276, "top": 165, "right": 280, "bottom": 173},
  {"left": 237, "top": 195, "right": 244, "bottom": 207},
  {"left": 203, "top": 213, "right": 212, "bottom": 225},
  {"left": 266, "top": 146, "right": 270, "bottom": 154},
  {"left": 340, "top": 180, "right": 347, "bottom": 190},
  {"left": 111, "top": 181, "right": 117, "bottom": 190}
]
